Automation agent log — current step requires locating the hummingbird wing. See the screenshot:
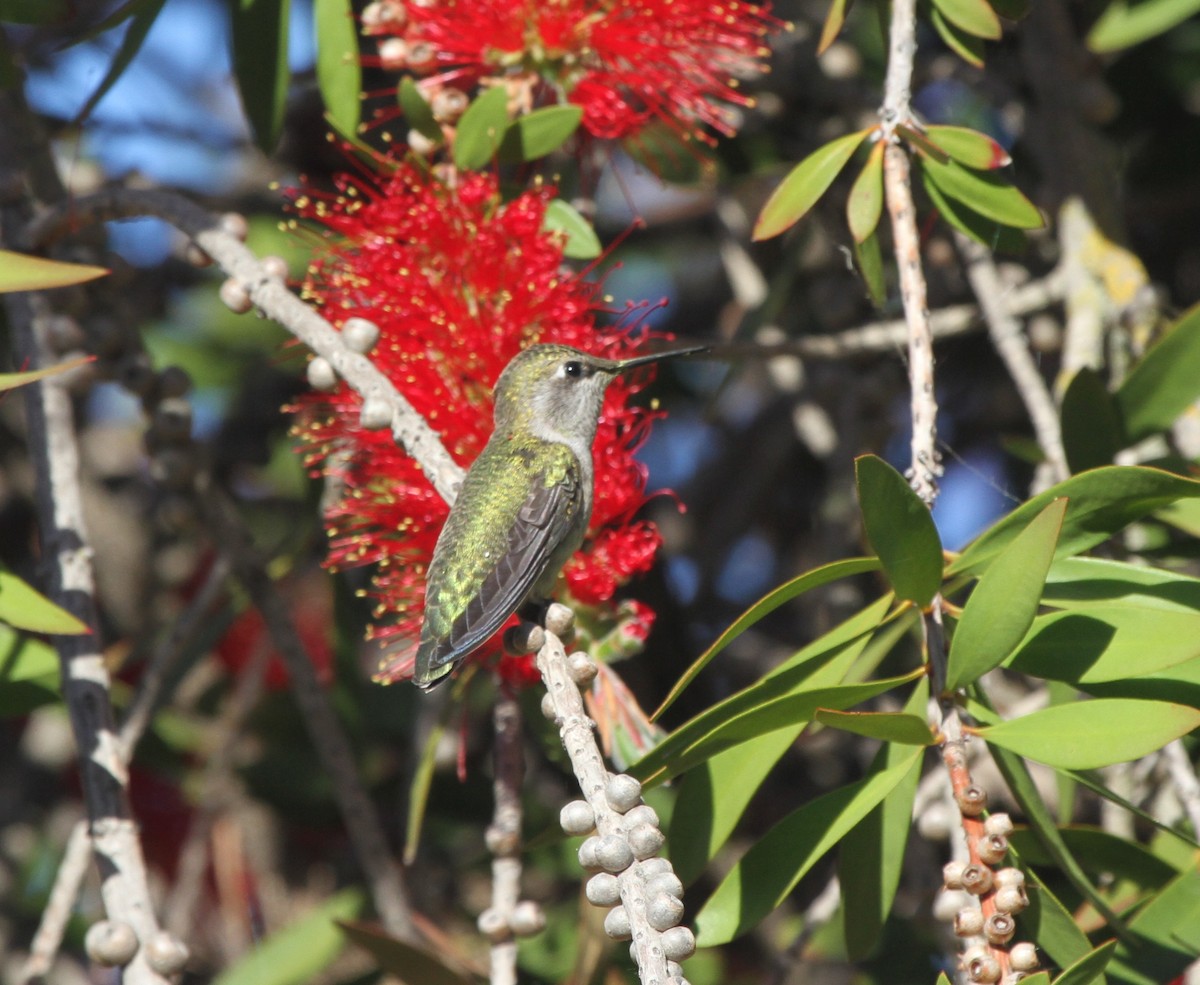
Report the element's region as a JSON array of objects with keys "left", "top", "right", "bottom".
[{"left": 414, "top": 442, "right": 583, "bottom": 688}]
